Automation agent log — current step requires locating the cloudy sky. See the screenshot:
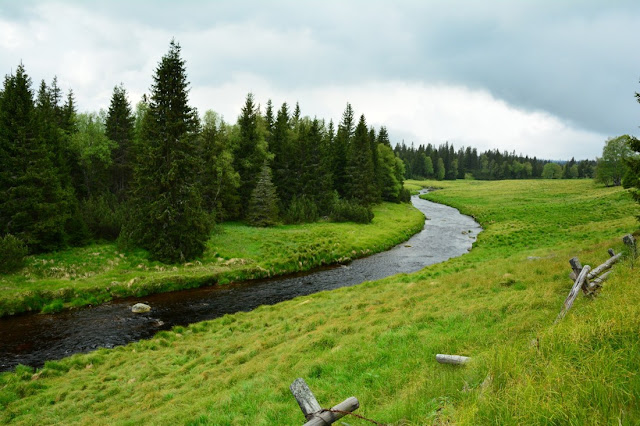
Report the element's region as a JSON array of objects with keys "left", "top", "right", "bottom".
[{"left": 1, "top": 0, "right": 639, "bottom": 159}]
